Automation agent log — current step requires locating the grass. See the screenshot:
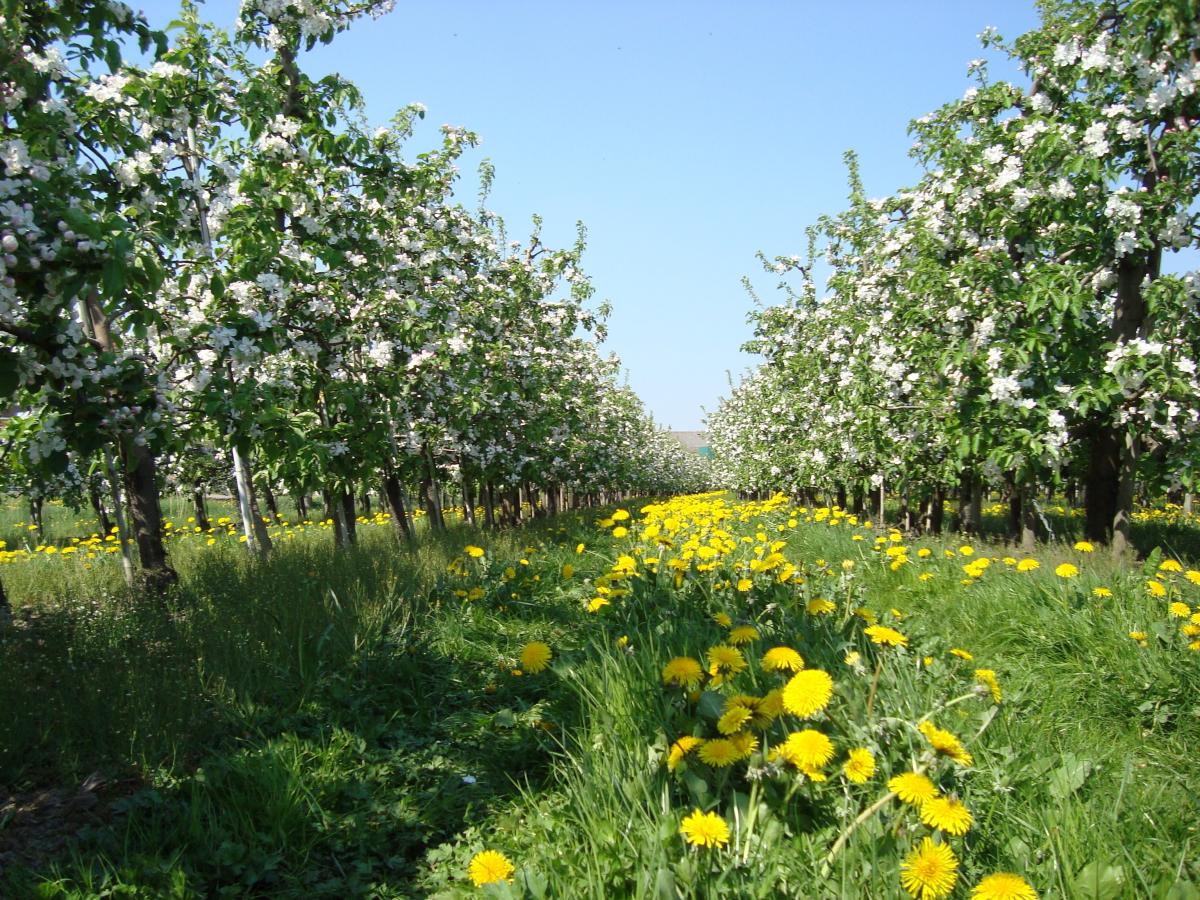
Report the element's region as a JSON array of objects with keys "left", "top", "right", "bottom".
[{"left": 0, "top": 494, "right": 1197, "bottom": 897}]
